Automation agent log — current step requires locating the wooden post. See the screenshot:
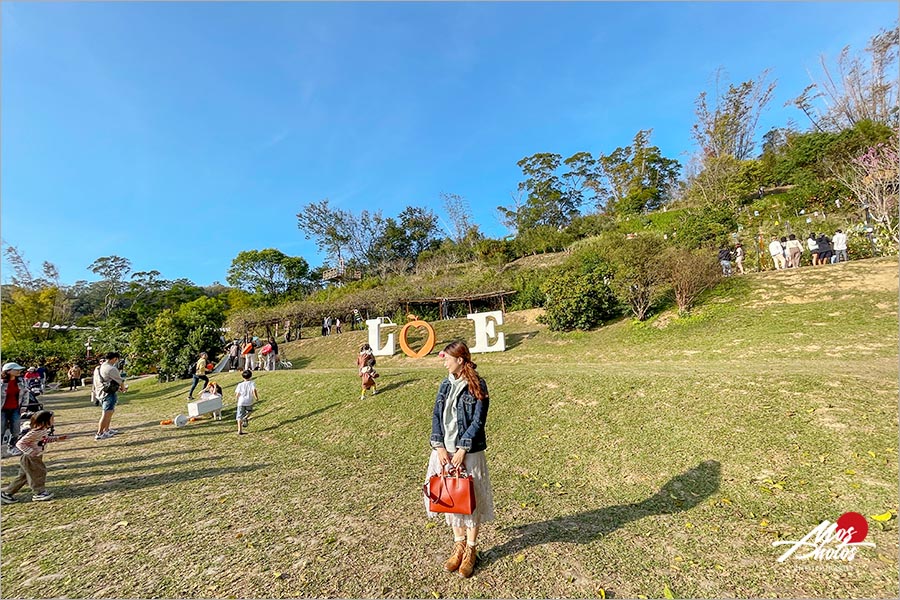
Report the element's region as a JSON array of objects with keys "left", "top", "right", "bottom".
[{"left": 500, "top": 294, "right": 506, "bottom": 314}]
